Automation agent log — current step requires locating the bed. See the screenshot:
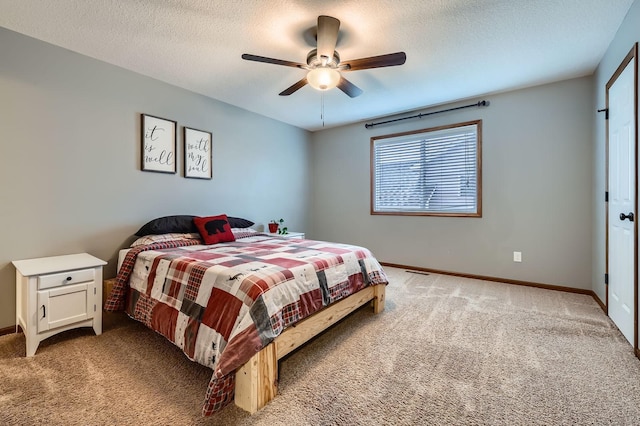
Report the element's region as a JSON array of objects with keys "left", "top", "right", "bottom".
[{"left": 104, "top": 215, "right": 388, "bottom": 416}]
